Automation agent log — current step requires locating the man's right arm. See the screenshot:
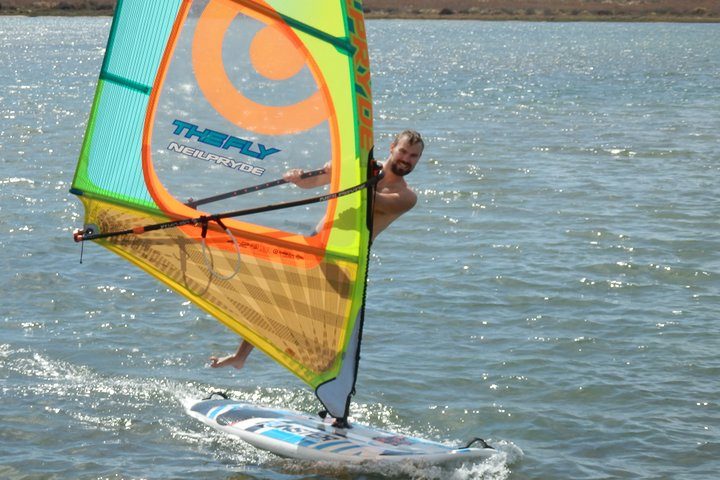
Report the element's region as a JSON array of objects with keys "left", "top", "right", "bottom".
[{"left": 374, "top": 187, "right": 417, "bottom": 216}]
